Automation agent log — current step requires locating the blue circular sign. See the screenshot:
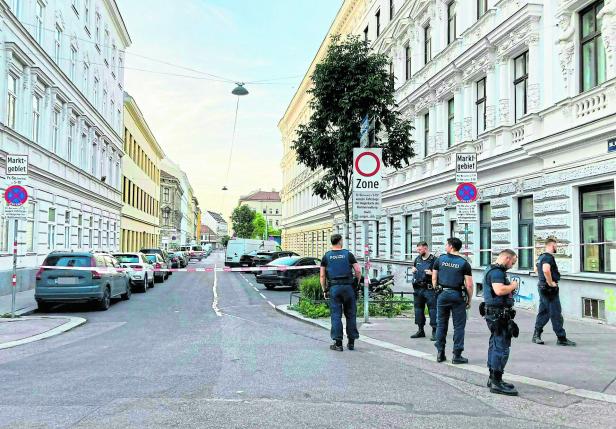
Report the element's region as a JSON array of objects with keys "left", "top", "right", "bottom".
[
  {"left": 4, "top": 185, "right": 28, "bottom": 206},
  {"left": 456, "top": 183, "right": 477, "bottom": 202}
]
